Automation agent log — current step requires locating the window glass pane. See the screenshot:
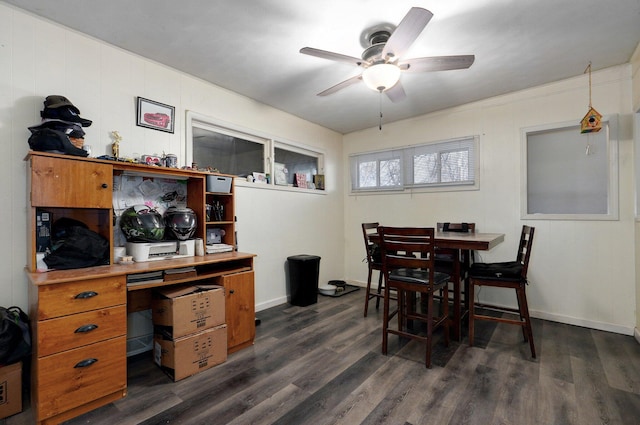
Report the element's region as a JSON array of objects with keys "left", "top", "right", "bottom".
[
  {"left": 526, "top": 123, "right": 609, "bottom": 215},
  {"left": 359, "top": 160, "right": 377, "bottom": 187},
  {"left": 192, "top": 126, "right": 264, "bottom": 175},
  {"left": 274, "top": 147, "right": 318, "bottom": 185},
  {"left": 380, "top": 158, "right": 401, "bottom": 186},
  {"left": 414, "top": 153, "right": 438, "bottom": 184},
  {"left": 440, "top": 149, "right": 469, "bottom": 182}
]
